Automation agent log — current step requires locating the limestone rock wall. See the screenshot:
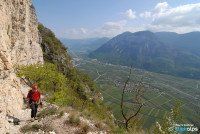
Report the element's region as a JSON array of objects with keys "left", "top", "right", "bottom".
[{"left": 0, "top": 0, "right": 43, "bottom": 133}]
